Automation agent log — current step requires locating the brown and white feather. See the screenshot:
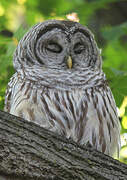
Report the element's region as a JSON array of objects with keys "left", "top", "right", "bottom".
[{"left": 4, "top": 20, "right": 120, "bottom": 156}]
